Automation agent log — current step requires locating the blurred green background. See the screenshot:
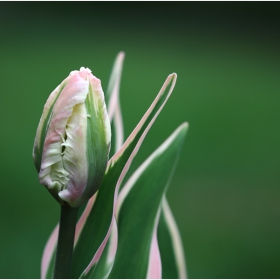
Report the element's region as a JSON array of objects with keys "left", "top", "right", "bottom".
[{"left": 0, "top": 2, "right": 280, "bottom": 278}]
